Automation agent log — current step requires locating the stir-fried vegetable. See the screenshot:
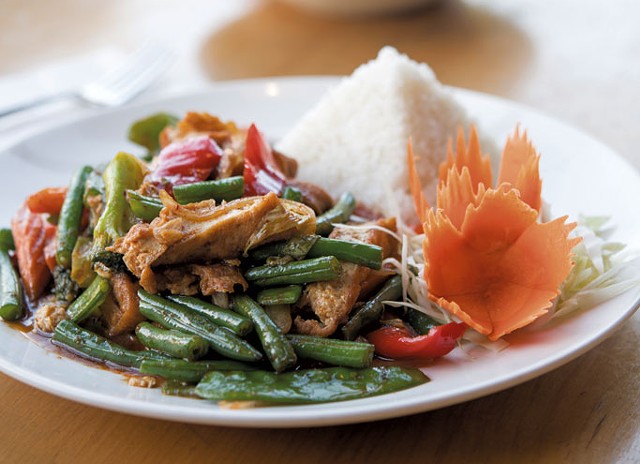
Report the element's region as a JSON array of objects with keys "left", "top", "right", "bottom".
[
  {"left": 128, "top": 112, "right": 179, "bottom": 159},
  {"left": 53, "top": 320, "right": 168, "bottom": 368},
  {"left": 366, "top": 322, "right": 466, "bottom": 360},
  {"left": 243, "top": 124, "right": 287, "bottom": 196},
  {"left": 135, "top": 322, "right": 209, "bottom": 361},
  {"left": 93, "top": 152, "right": 146, "bottom": 250},
  {"left": 2, "top": 109, "right": 637, "bottom": 409},
  {"left": 195, "top": 367, "right": 429, "bottom": 404},
  {"left": 138, "top": 290, "right": 263, "bottom": 362},
  {"left": 148, "top": 136, "right": 221, "bottom": 186},
  {"left": 56, "top": 166, "right": 92, "bottom": 269},
  {"left": 0, "top": 249, "right": 22, "bottom": 321}
]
